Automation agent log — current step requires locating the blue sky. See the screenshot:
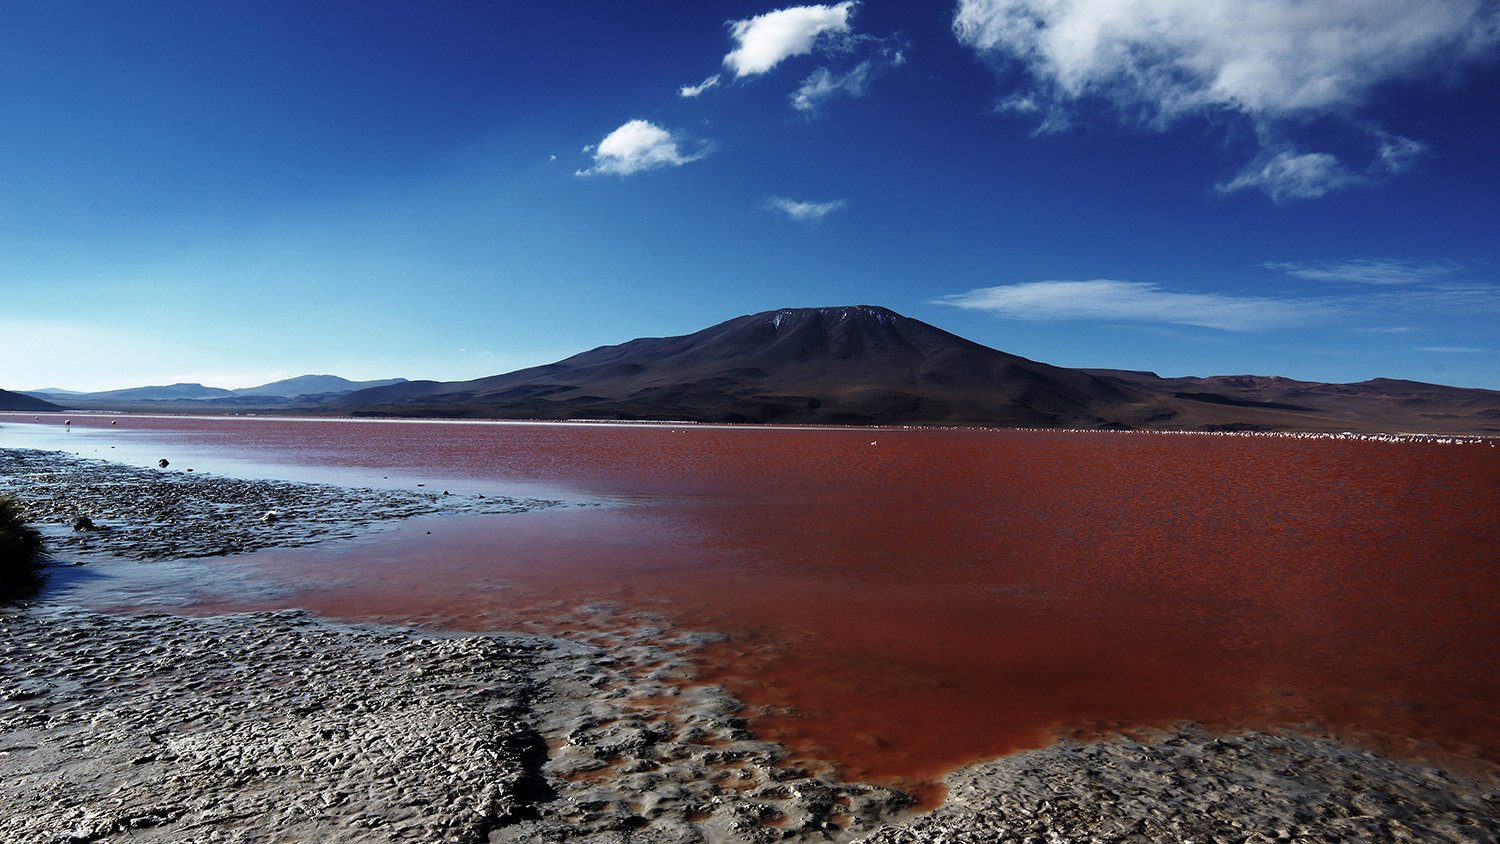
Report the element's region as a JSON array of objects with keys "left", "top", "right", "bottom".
[{"left": 3, "top": 0, "right": 1498, "bottom": 392}]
